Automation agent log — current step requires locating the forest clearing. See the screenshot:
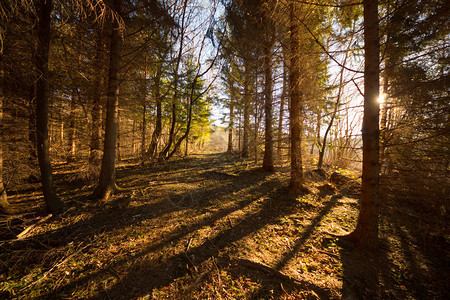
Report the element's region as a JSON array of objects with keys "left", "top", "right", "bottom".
[
  {"left": 1, "top": 153, "right": 448, "bottom": 299},
  {"left": 0, "top": 0, "right": 448, "bottom": 298}
]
